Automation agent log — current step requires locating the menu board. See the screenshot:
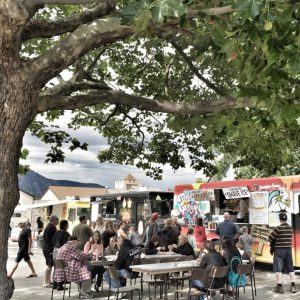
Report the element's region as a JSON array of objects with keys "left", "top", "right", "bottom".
[{"left": 249, "top": 191, "right": 269, "bottom": 224}]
